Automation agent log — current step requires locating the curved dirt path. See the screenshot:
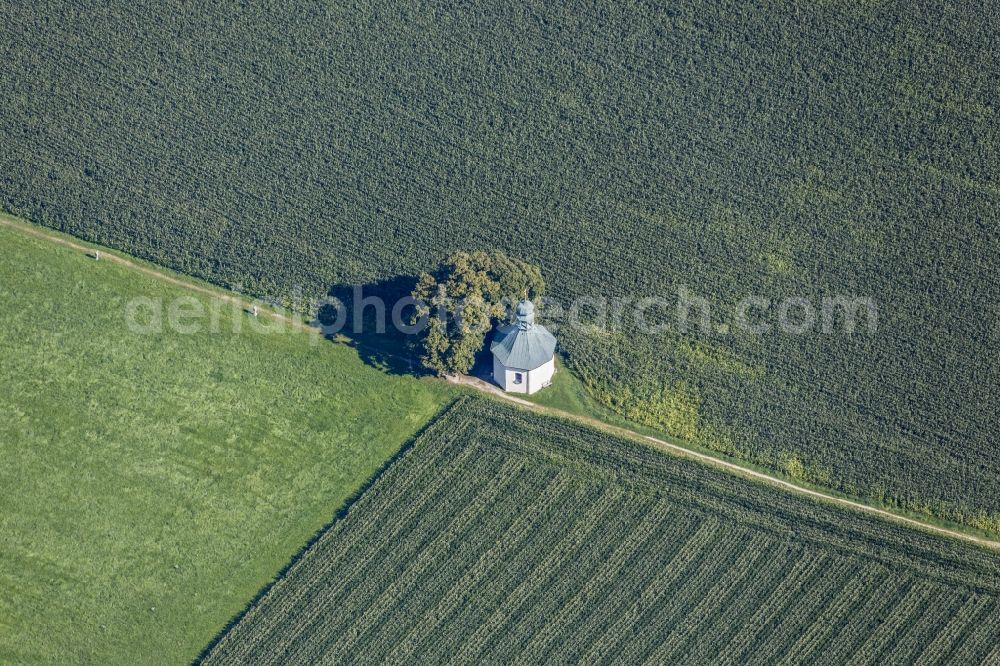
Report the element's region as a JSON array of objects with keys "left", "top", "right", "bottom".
[
  {"left": 444, "top": 379, "right": 1000, "bottom": 552},
  {"left": 4, "top": 214, "right": 997, "bottom": 551},
  {"left": 1, "top": 215, "right": 313, "bottom": 332}
]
